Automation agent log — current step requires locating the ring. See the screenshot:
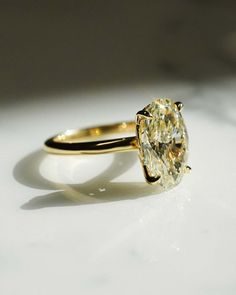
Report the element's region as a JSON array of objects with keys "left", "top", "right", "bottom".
[{"left": 44, "top": 98, "right": 191, "bottom": 189}]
